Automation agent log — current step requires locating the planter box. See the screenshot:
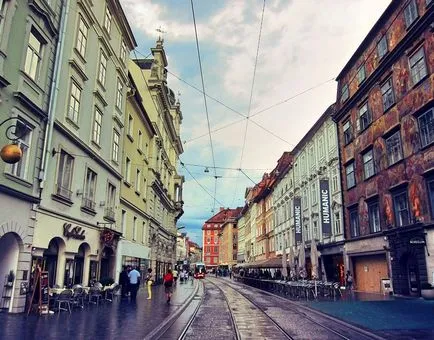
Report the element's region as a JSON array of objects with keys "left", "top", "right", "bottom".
[{"left": 421, "top": 289, "right": 434, "bottom": 300}]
